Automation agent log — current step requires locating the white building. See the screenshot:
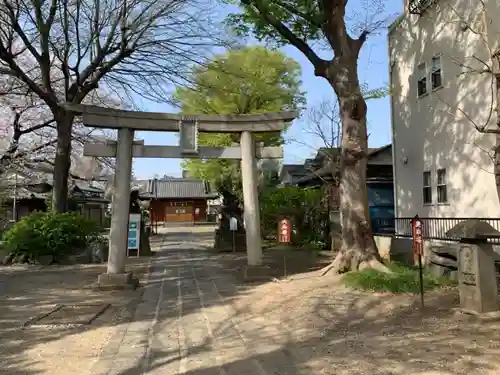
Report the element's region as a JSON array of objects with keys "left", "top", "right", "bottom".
[{"left": 389, "top": 0, "right": 500, "bottom": 219}]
